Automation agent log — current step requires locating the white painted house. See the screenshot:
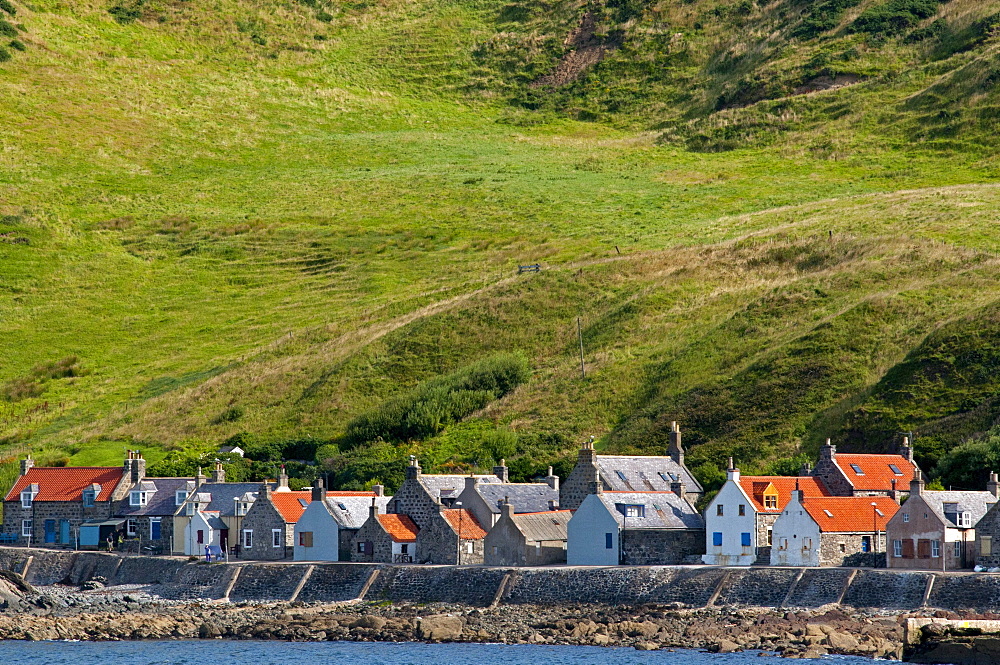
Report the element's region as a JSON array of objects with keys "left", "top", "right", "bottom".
[
  {"left": 702, "top": 460, "right": 830, "bottom": 566},
  {"left": 182, "top": 509, "right": 227, "bottom": 556},
  {"left": 293, "top": 483, "right": 391, "bottom": 561}
]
